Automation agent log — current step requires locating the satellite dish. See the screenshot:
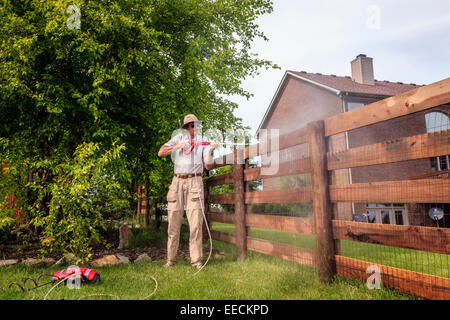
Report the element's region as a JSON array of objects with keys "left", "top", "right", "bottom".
[
  {"left": 428, "top": 207, "right": 444, "bottom": 221},
  {"left": 366, "top": 211, "right": 376, "bottom": 223},
  {"left": 353, "top": 214, "right": 365, "bottom": 222}
]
